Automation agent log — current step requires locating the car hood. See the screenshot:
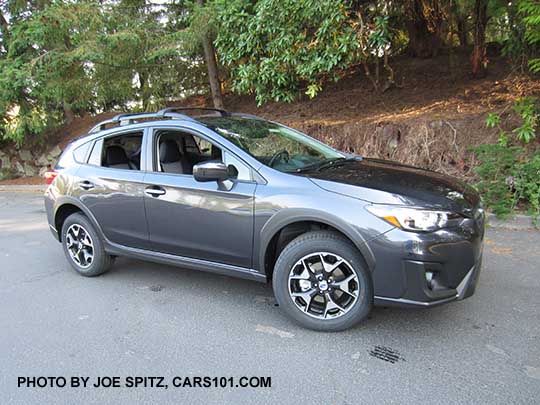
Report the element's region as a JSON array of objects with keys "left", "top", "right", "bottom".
[{"left": 299, "top": 158, "right": 480, "bottom": 214}]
